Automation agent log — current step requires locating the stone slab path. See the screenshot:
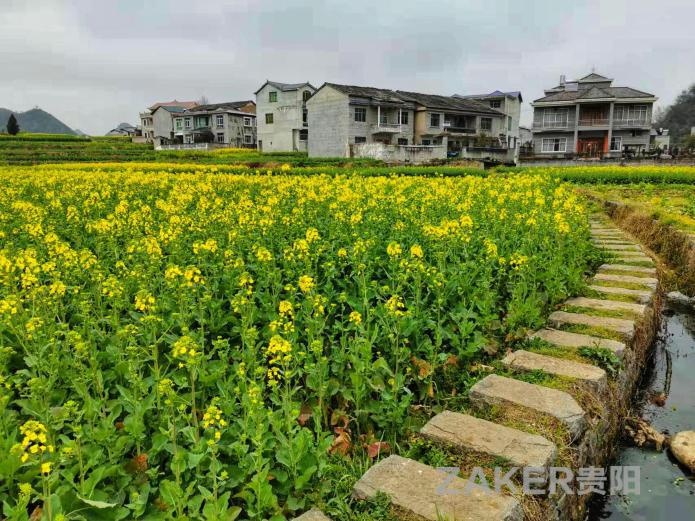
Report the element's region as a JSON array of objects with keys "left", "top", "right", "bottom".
[
  {"left": 353, "top": 455, "right": 524, "bottom": 521},
  {"left": 530, "top": 328, "right": 626, "bottom": 358},
  {"left": 421, "top": 411, "right": 557, "bottom": 469}
]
